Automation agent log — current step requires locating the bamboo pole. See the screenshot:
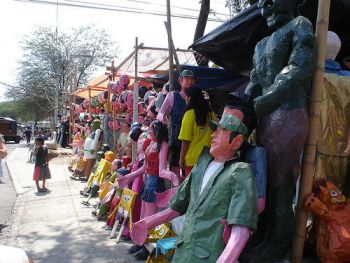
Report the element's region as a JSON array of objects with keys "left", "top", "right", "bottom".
[
  {"left": 166, "top": 0, "right": 175, "bottom": 91},
  {"left": 69, "top": 73, "right": 73, "bottom": 144},
  {"left": 291, "top": 0, "right": 331, "bottom": 262},
  {"left": 139, "top": 46, "right": 193, "bottom": 53},
  {"left": 132, "top": 37, "right": 139, "bottom": 161},
  {"left": 88, "top": 89, "right": 92, "bottom": 119},
  {"left": 164, "top": 21, "right": 180, "bottom": 72}
]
